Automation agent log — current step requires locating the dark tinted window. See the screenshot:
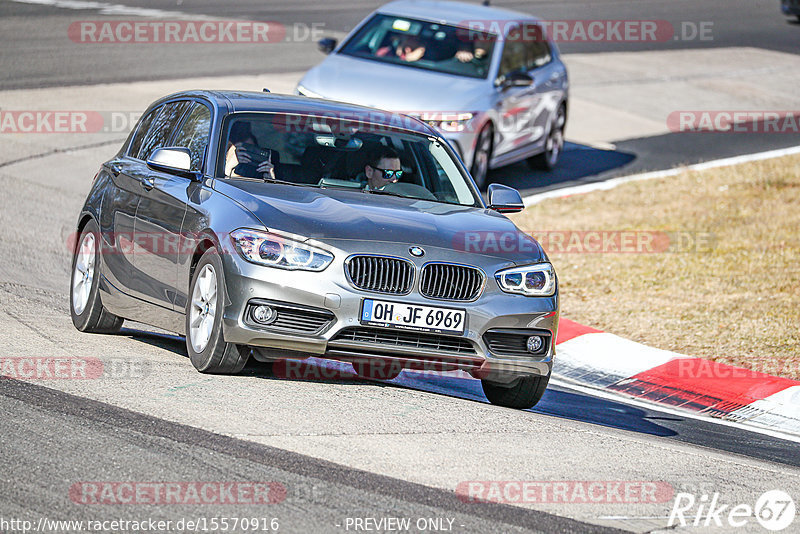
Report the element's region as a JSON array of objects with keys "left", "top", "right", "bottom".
[
  {"left": 524, "top": 25, "right": 551, "bottom": 69},
  {"left": 499, "top": 40, "right": 526, "bottom": 78},
  {"left": 172, "top": 103, "right": 212, "bottom": 171},
  {"left": 137, "top": 101, "right": 191, "bottom": 161},
  {"left": 499, "top": 24, "right": 551, "bottom": 78},
  {"left": 128, "top": 105, "right": 161, "bottom": 158}
]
